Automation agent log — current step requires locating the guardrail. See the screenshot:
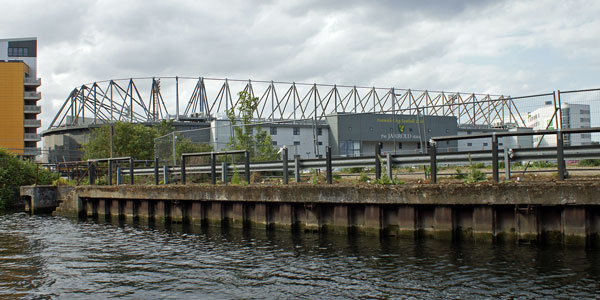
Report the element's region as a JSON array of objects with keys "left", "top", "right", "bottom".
[
  {"left": 48, "top": 127, "right": 600, "bottom": 186},
  {"left": 429, "top": 127, "right": 600, "bottom": 183}
]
